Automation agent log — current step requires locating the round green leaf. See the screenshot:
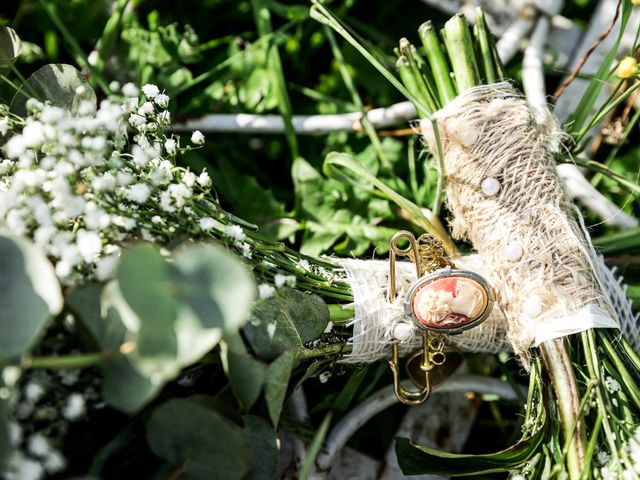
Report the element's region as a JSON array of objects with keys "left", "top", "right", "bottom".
[
  {"left": 171, "top": 244, "right": 256, "bottom": 367},
  {"left": 244, "top": 288, "right": 329, "bottom": 360},
  {"left": 0, "top": 235, "right": 62, "bottom": 361},
  {"left": 146, "top": 397, "right": 251, "bottom": 480},
  {"left": 0, "top": 26, "right": 22, "bottom": 67},
  {"left": 10, "top": 64, "right": 97, "bottom": 117},
  {"left": 241, "top": 416, "right": 278, "bottom": 480}
]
